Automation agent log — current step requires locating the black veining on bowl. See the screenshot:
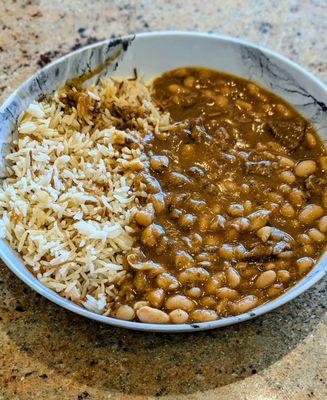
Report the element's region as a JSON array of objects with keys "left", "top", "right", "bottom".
[{"left": 241, "top": 47, "right": 327, "bottom": 138}]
